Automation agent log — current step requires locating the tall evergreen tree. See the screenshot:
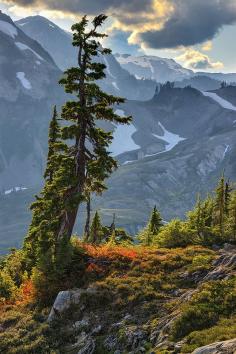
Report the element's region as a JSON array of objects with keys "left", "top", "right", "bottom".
[
  {"left": 24, "top": 14, "right": 131, "bottom": 270},
  {"left": 56, "top": 14, "right": 131, "bottom": 240},
  {"left": 214, "top": 175, "right": 226, "bottom": 235}
]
